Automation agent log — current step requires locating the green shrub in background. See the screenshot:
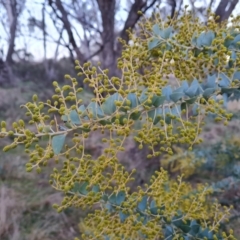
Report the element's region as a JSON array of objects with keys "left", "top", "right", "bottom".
[{"left": 1, "top": 10, "right": 240, "bottom": 239}]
